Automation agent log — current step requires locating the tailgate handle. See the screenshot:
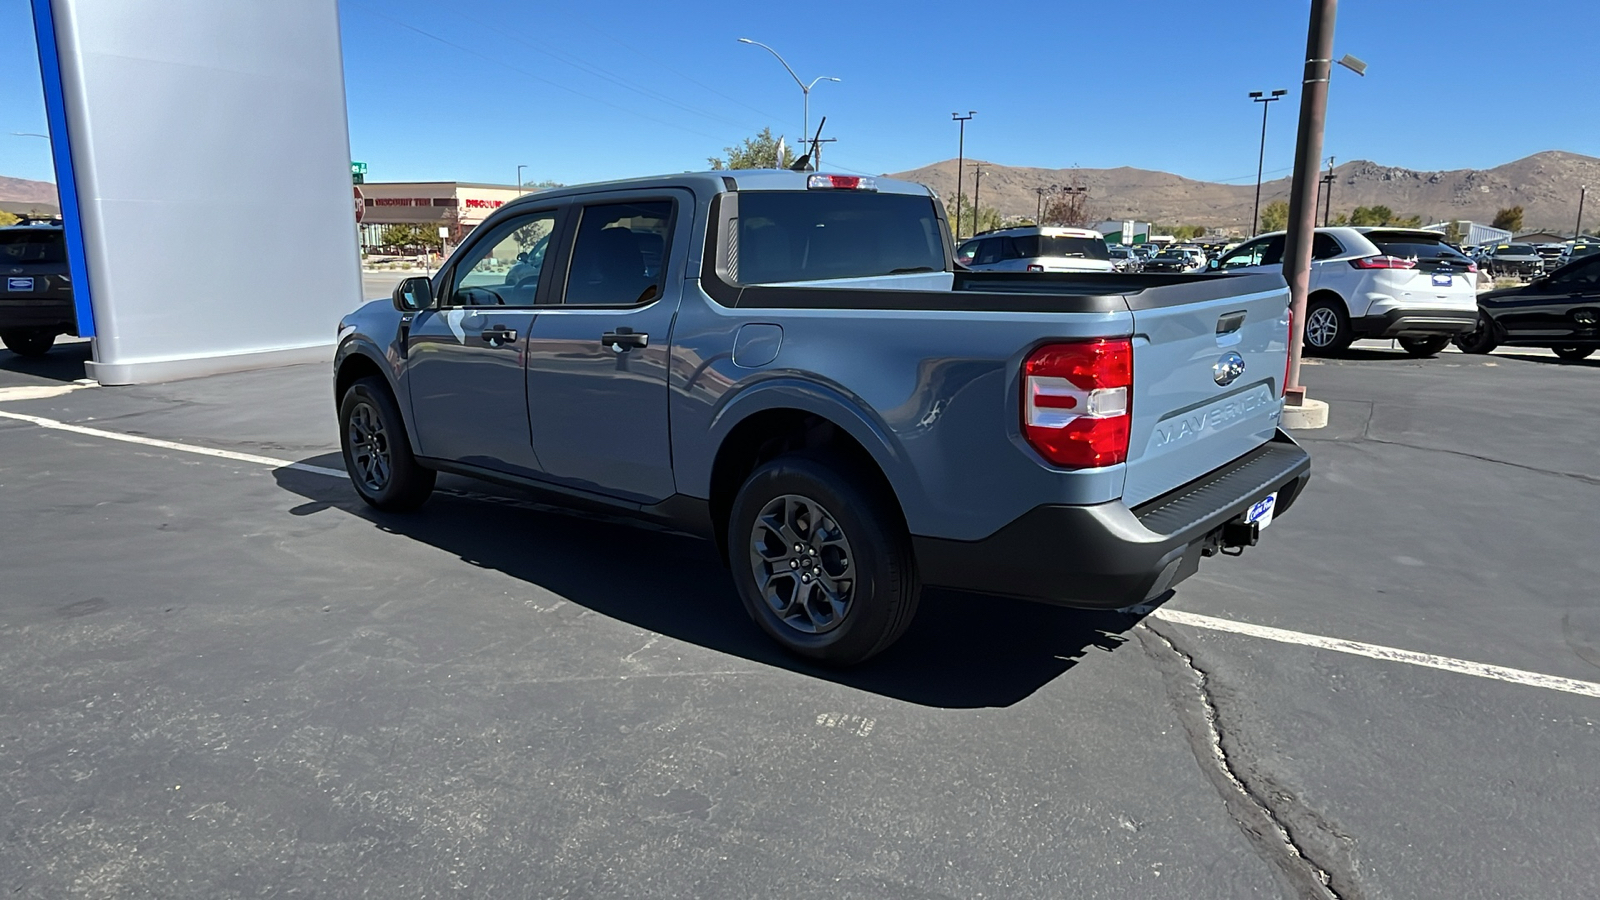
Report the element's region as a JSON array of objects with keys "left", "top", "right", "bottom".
[{"left": 1216, "top": 311, "right": 1247, "bottom": 335}]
